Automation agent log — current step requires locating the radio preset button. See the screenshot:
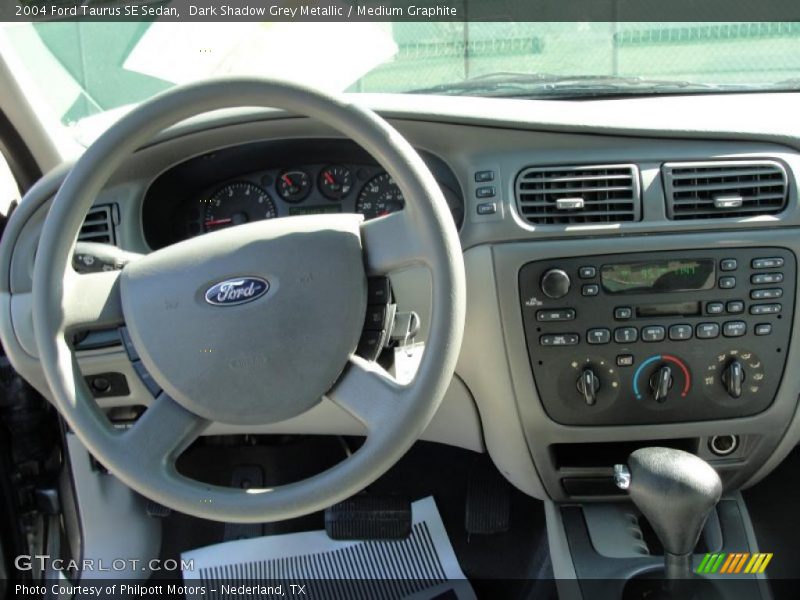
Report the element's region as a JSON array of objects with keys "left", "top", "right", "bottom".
[
  {"left": 751, "top": 288, "right": 783, "bottom": 300},
  {"left": 726, "top": 300, "right": 745, "bottom": 314},
  {"left": 720, "top": 259, "right": 738, "bottom": 271},
  {"left": 540, "top": 334, "right": 579, "bottom": 346},
  {"left": 751, "top": 273, "right": 783, "bottom": 285},
  {"left": 536, "top": 309, "right": 576, "bottom": 322},
  {"left": 696, "top": 323, "right": 720, "bottom": 339},
  {"left": 614, "top": 307, "right": 633, "bottom": 320},
  {"left": 755, "top": 324, "right": 772, "bottom": 336},
  {"left": 750, "top": 303, "right": 782, "bottom": 315},
  {"left": 723, "top": 321, "right": 747, "bottom": 337},
  {"left": 582, "top": 284, "right": 600, "bottom": 297},
  {"left": 718, "top": 276, "right": 736, "bottom": 289},
  {"left": 641, "top": 326, "right": 666, "bottom": 342},
  {"left": 541, "top": 269, "right": 571, "bottom": 299},
  {"left": 579, "top": 266, "right": 597, "bottom": 279},
  {"left": 752, "top": 257, "right": 784, "bottom": 269},
  {"left": 614, "top": 327, "right": 638, "bottom": 344},
  {"left": 616, "top": 354, "right": 634, "bottom": 367},
  {"left": 587, "top": 328, "right": 611, "bottom": 345},
  {"left": 706, "top": 302, "right": 724, "bottom": 315},
  {"left": 669, "top": 324, "right": 693, "bottom": 341}
]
